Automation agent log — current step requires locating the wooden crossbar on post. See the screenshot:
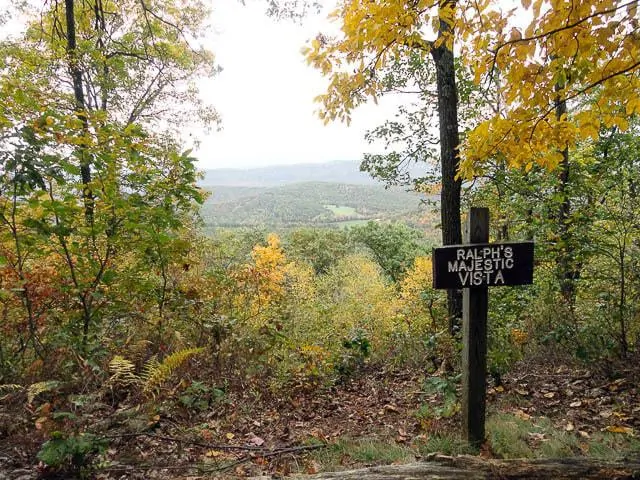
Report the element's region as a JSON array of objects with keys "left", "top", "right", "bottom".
[{"left": 462, "top": 207, "right": 489, "bottom": 447}]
